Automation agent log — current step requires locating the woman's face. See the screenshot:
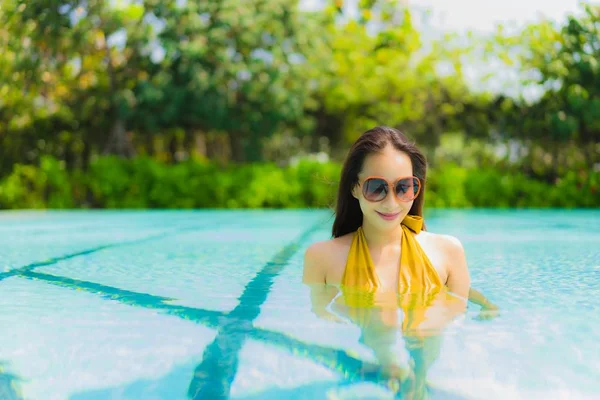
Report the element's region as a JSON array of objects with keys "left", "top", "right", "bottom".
[{"left": 352, "top": 144, "right": 415, "bottom": 229}]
